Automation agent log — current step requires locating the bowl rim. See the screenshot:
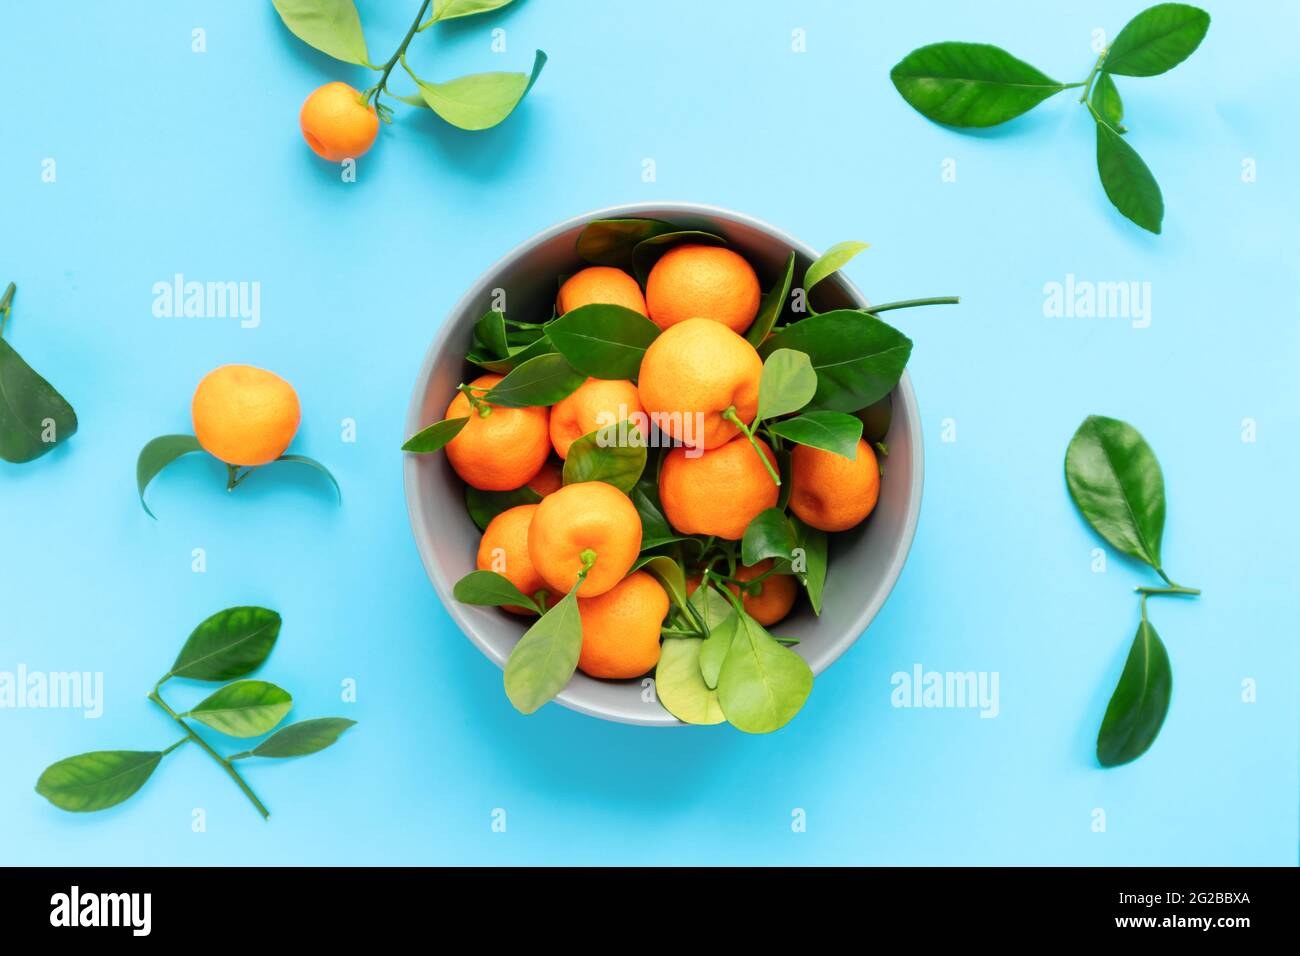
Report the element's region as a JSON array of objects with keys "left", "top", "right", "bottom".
[{"left": 403, "top": 200, "right": 925, "bottom": 726}]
